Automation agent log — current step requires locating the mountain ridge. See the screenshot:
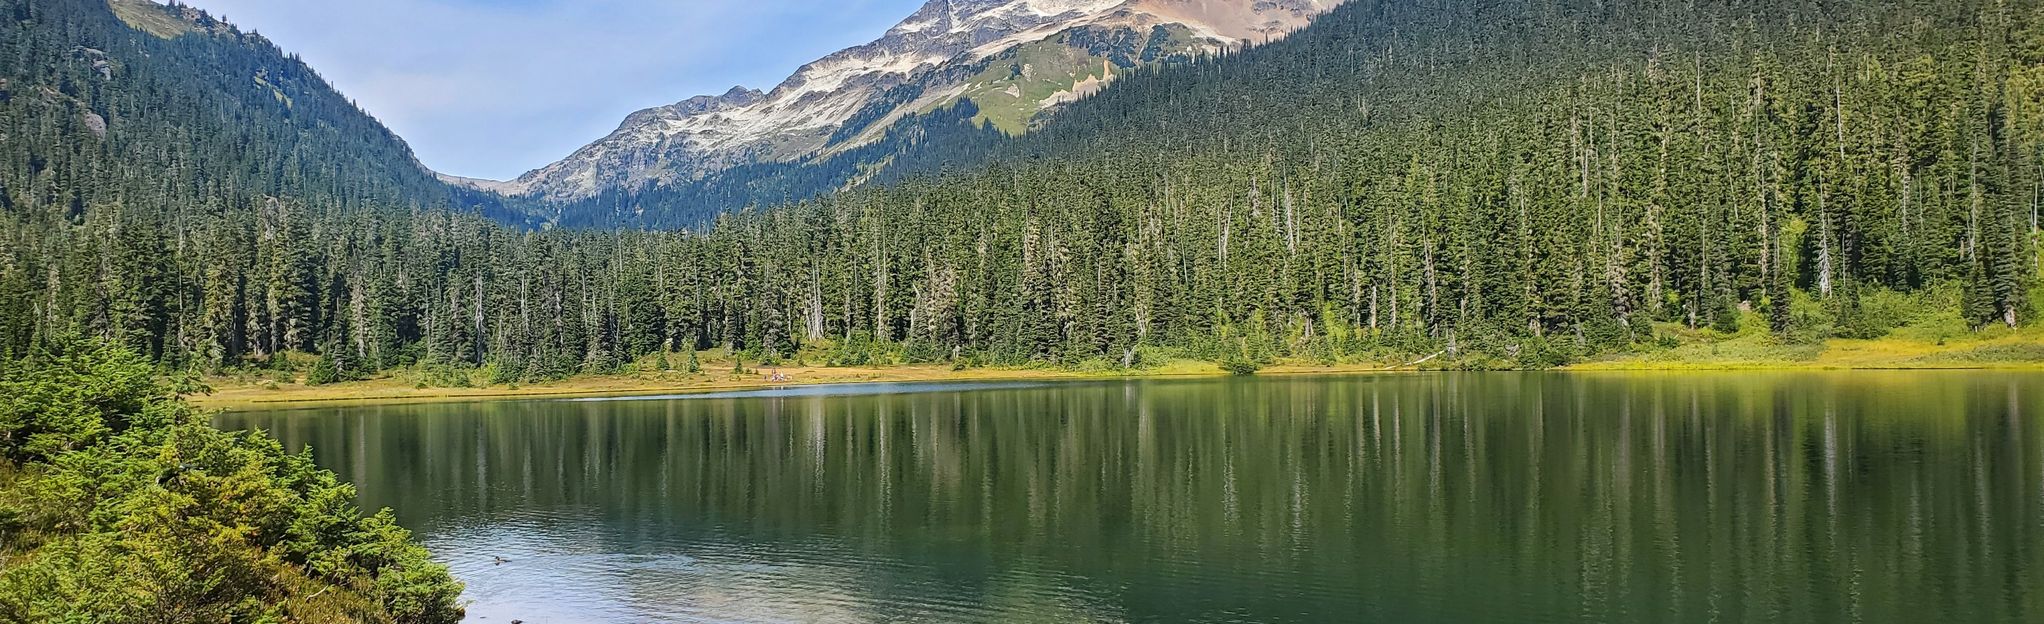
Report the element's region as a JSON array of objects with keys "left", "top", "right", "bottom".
[{"left": 485, "top": 0, "right": 1342, "bottom": 204}]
